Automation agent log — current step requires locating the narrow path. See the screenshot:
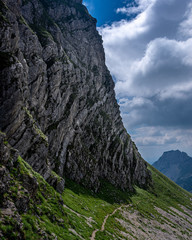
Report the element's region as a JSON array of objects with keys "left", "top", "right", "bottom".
[
  {"left": 90, "top": 204, "right": 130, "bottom": 240},
  {"left": 91, "top": 229, "right": 99, "bottom": 240}
]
